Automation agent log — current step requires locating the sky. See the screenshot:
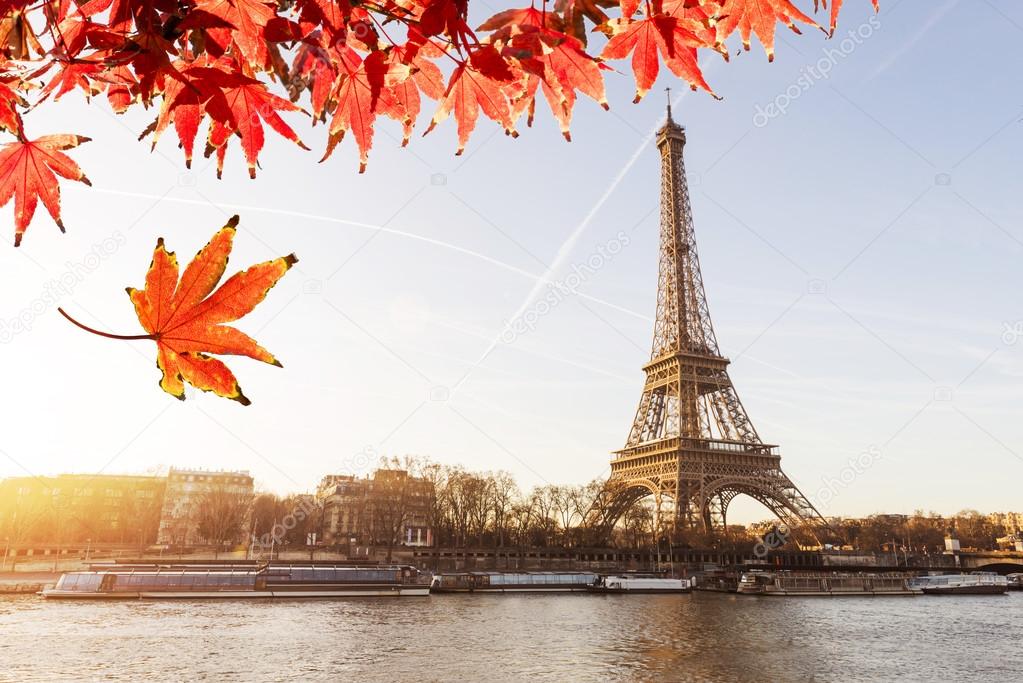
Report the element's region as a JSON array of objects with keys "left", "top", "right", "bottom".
[{"left": 0, "top": 1, "right": 1020, "bottom": 523}]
